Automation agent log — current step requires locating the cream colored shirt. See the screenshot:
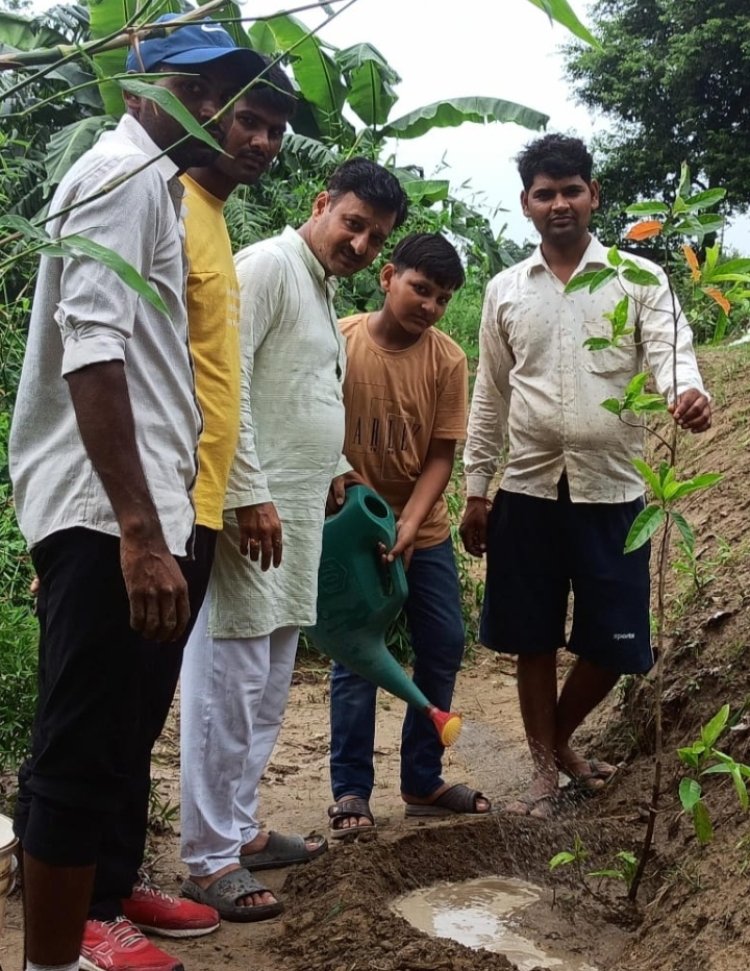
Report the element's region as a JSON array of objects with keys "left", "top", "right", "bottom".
[
  {"left": 11, "top": 114, "right": 200, "bottom": 555},
  {"left": 464, "top": 237, "right": 706, "bottom": 503},
  {"left": 209, "top": 227, "right": 347, "bottom": 639}
]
